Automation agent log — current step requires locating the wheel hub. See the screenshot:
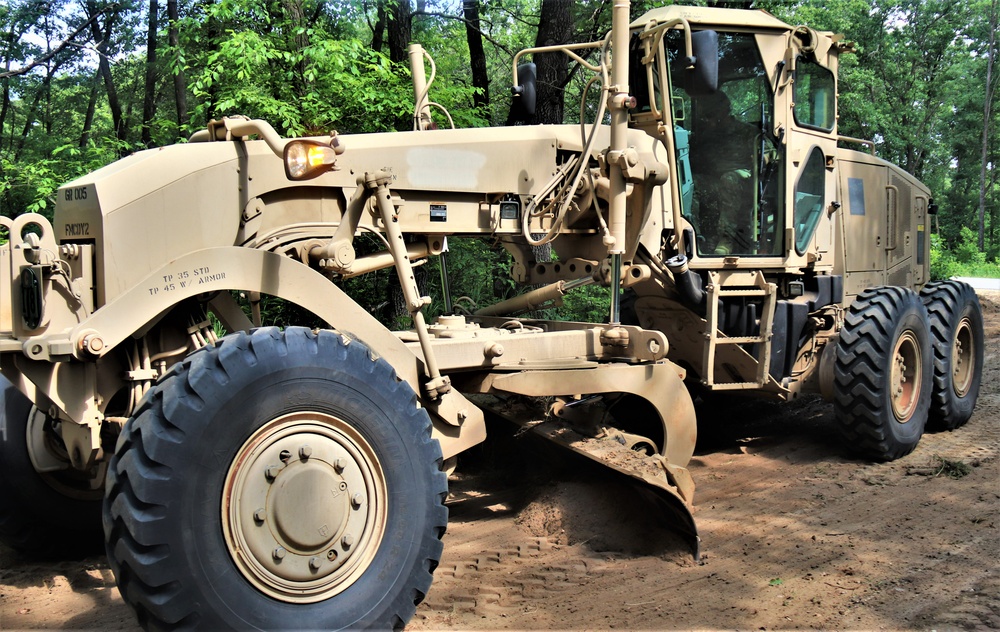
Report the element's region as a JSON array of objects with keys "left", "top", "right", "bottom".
[
  {"left": 222, "top": 412, "right": 386, "bottom": 602},
  {"left": 952, "top": 317, "right": 974, "bottom": 397},
  {"left": 890, "top": 331, "right": 921, "bottom": 422}
]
